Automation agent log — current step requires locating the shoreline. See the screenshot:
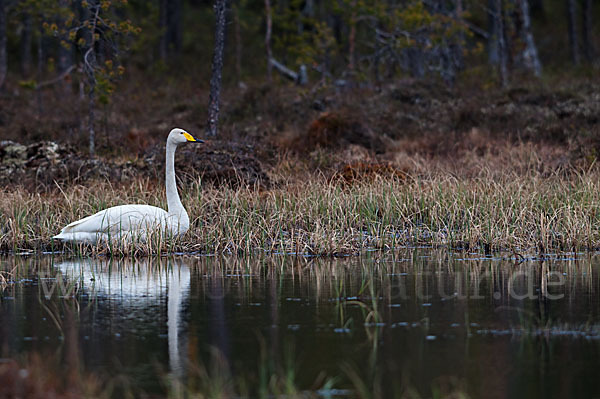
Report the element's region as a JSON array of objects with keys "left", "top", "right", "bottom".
[{"left": 2, "top": 166, "right": 599, "bottom": 256}]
